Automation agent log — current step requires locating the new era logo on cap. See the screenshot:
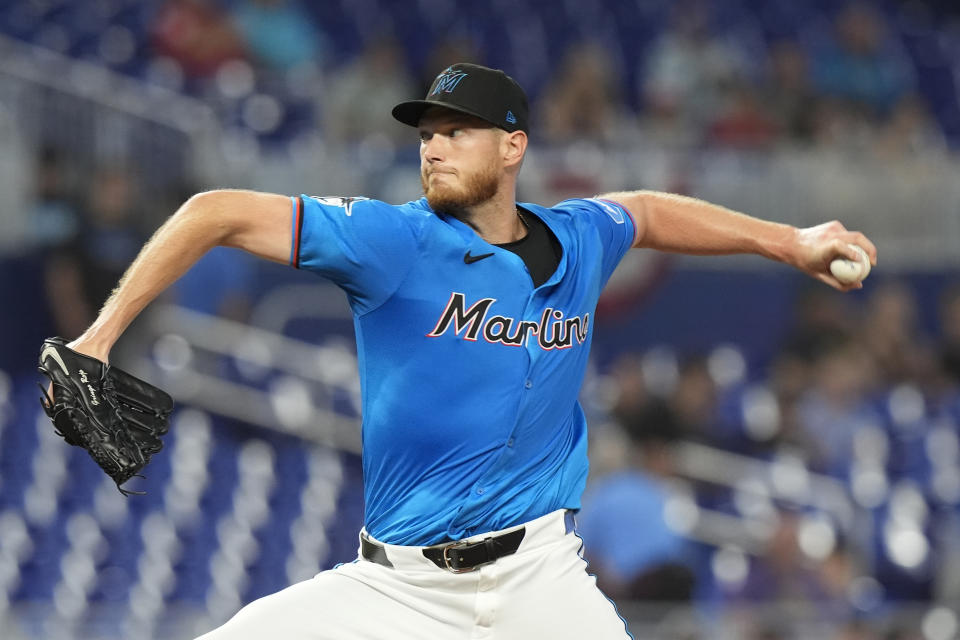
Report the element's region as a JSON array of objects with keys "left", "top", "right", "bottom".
[{"left": 391, "top": 63, "right": 529, "bottom": 133}]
